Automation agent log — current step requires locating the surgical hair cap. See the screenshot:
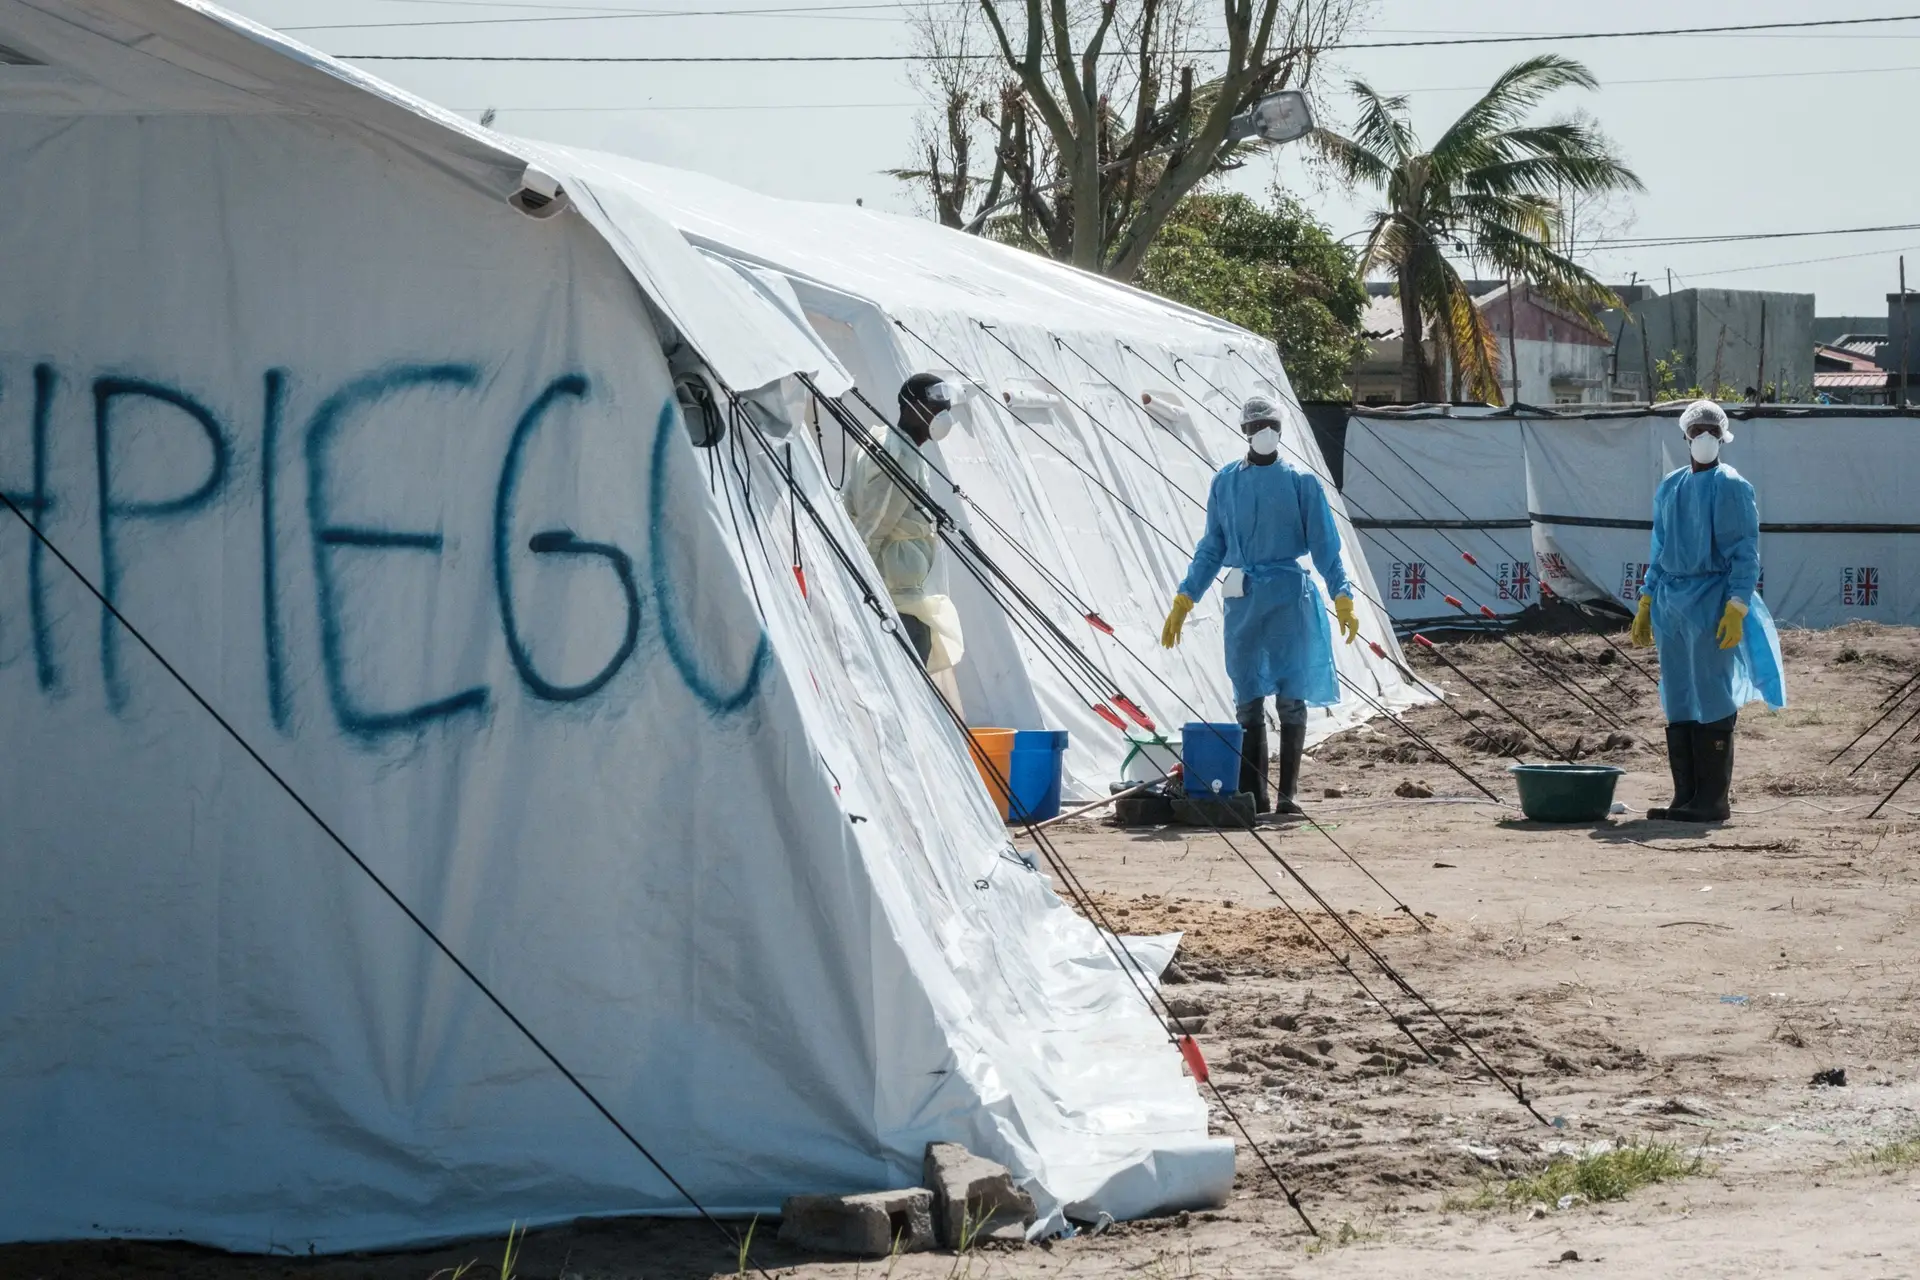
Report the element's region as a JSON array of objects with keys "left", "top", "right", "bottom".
[
  {"left": 1240, "top": 395, "right": 1281, "bottom": 429},
  {"left": 1678, "top": 399, "right": 1733, "bottom": 440}
]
